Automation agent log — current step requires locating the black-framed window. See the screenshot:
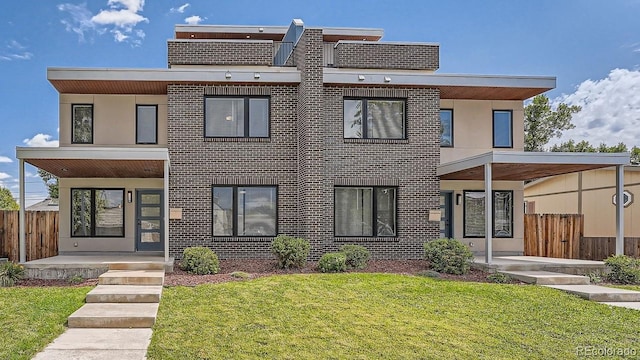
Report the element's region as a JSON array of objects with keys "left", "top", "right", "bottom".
[
  {"left": 493, "top": 110, "right": 513, "bottom": 148},
  {"left": 440, "top": 109, "right": 453, "bottom": 147},
  {"left": 205, "top": 97, "right": 269, "bottom": 138},
  {"left": 72, "top": 104, "right": 93, "bottom": 144},
  {"left": 344, "top": 98, "right": 406, "bottom": 139},
  {"left": 71, "top": 188, "right": 124, "bottom": 237},
  {"left": 463, "top": 190, "right": 513, "bottom": 238},
  {"left": 334, "top": 186, "right": 397, "bottom": 237},
  {"left": 212, "top": 186, "right": 277, "bottom": 237},
  {"left": 136, "top": 105, "right": 158, "bottom": 144}
]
